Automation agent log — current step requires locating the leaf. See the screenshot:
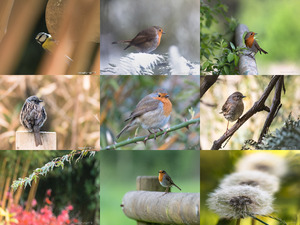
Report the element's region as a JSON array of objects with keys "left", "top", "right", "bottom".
[
  {"left": 227, "top": 53, "right": 234, "bottom": 62},
  {"left": 202, "top": 60, "right": 210, "bottom": 70},
  {"left": 230, "top": 42, "right": 235, "bottom": 50}
]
